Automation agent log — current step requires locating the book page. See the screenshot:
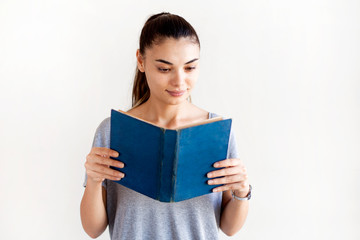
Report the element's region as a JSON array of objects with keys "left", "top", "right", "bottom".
[
  {"left": 115, "top": 109, "right": 224, "bottom": 130},
  {"left": 116, "top": 109, "right": 160, "bottom": 127},
  {"left": 177, "top": 116, "right": 223, "bottom": 129}
]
